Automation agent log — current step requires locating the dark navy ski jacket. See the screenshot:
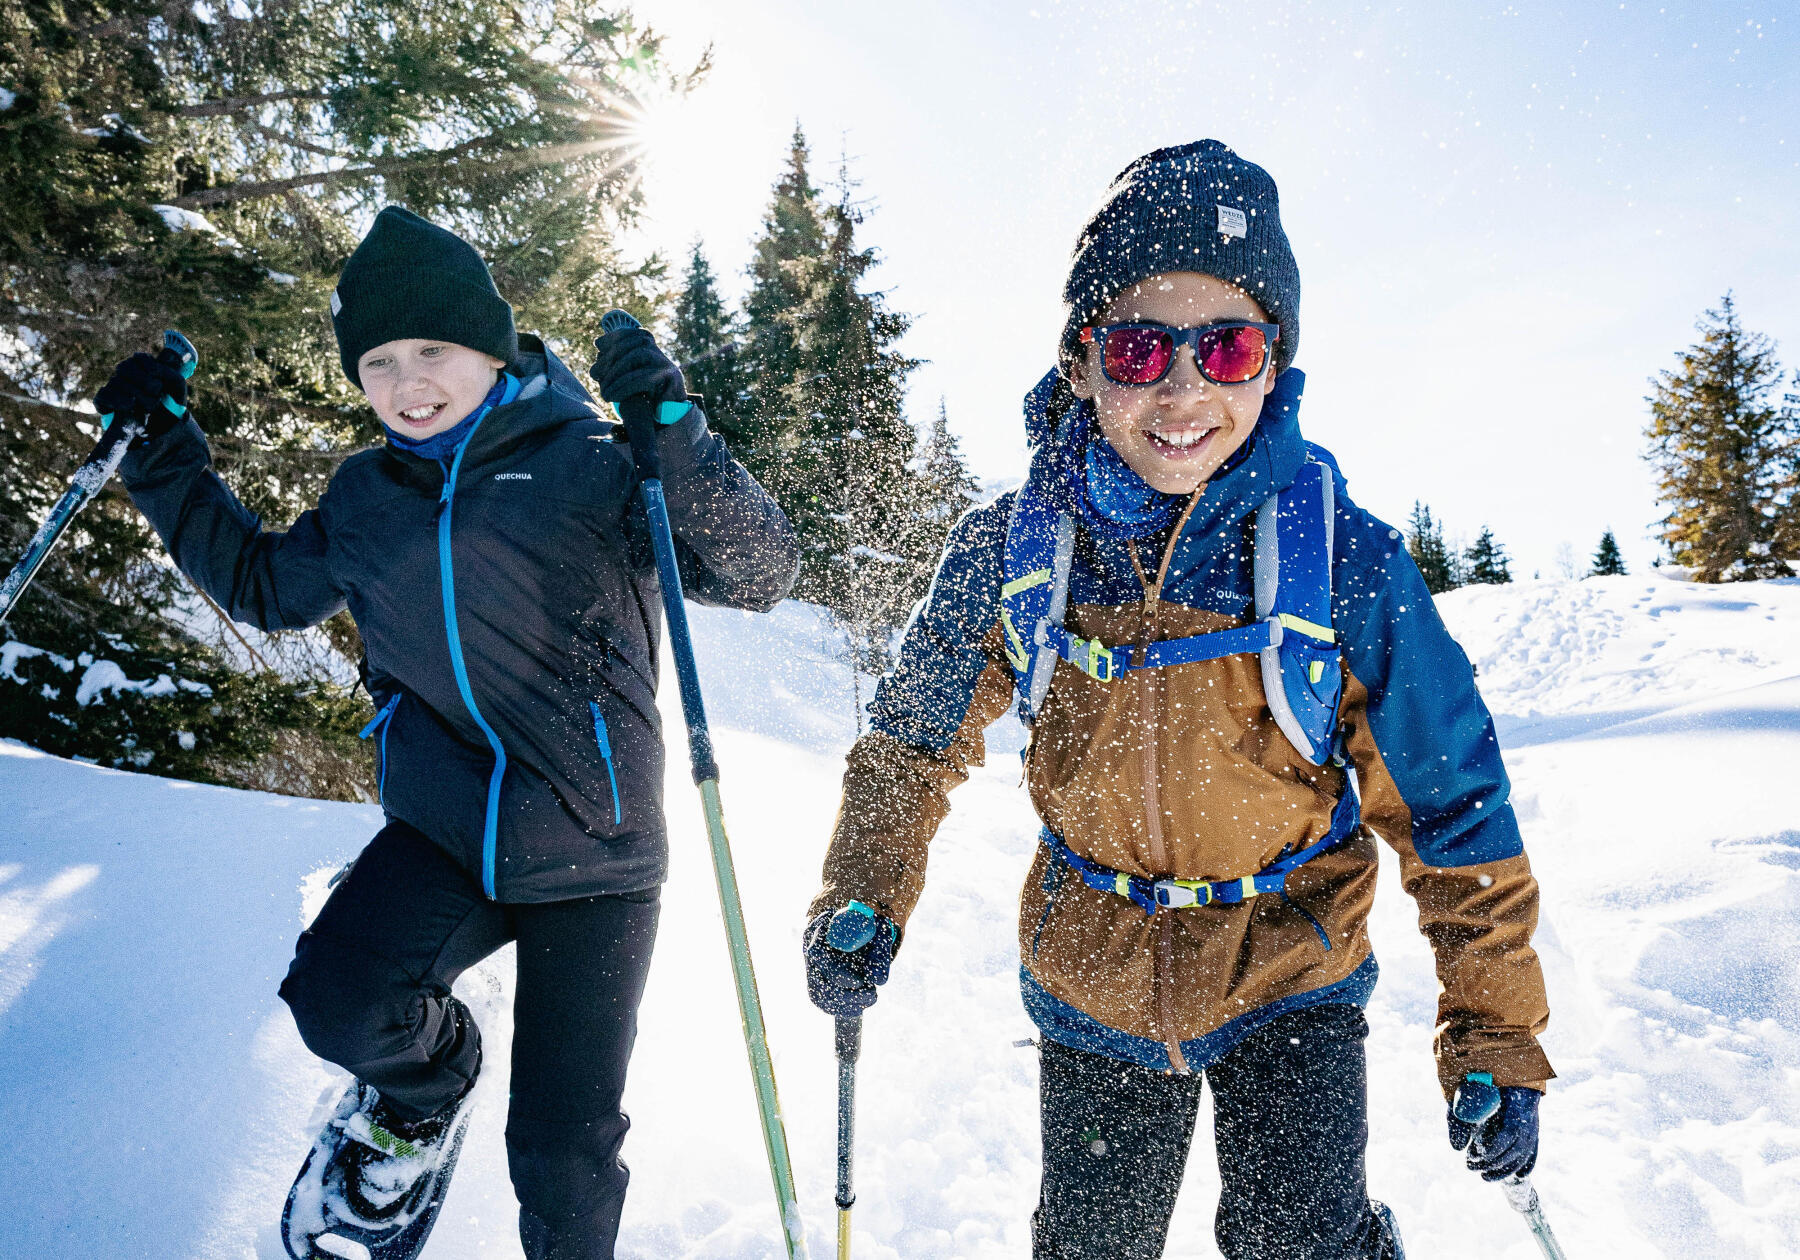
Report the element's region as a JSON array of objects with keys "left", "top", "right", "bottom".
[{"left": 118, "top": 337, "right": 799, "bottom": 901}]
